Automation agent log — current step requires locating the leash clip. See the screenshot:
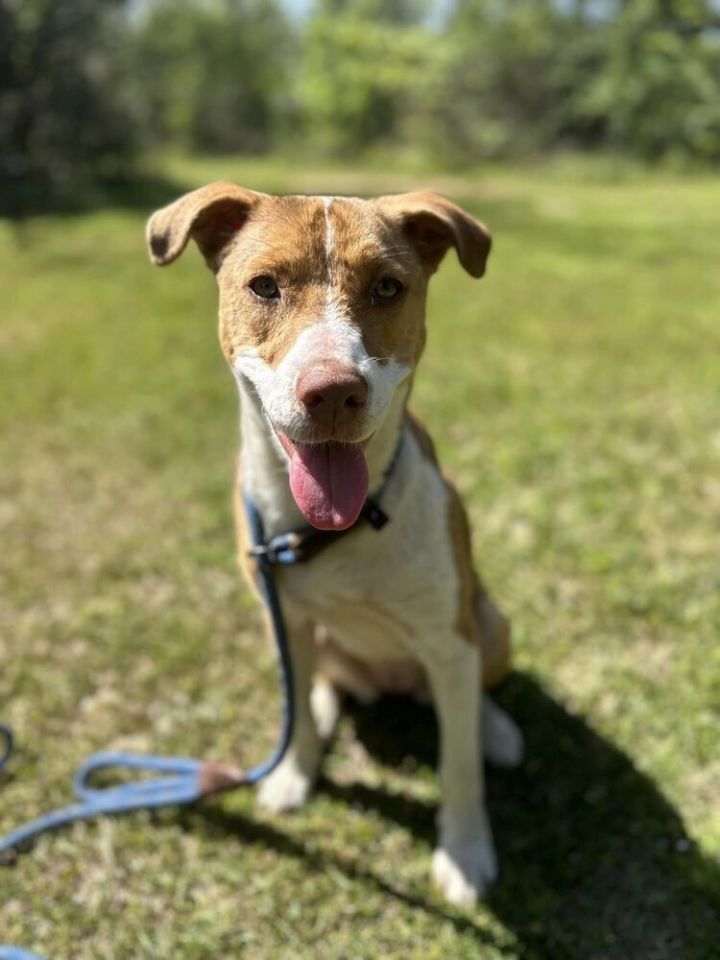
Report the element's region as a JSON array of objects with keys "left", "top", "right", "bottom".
[
  {"left": 362, "top": 499, "right": 389, "bottom": 530},
  {"left": 247, "top": 531, "right": 305, "bottom": 565}
]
